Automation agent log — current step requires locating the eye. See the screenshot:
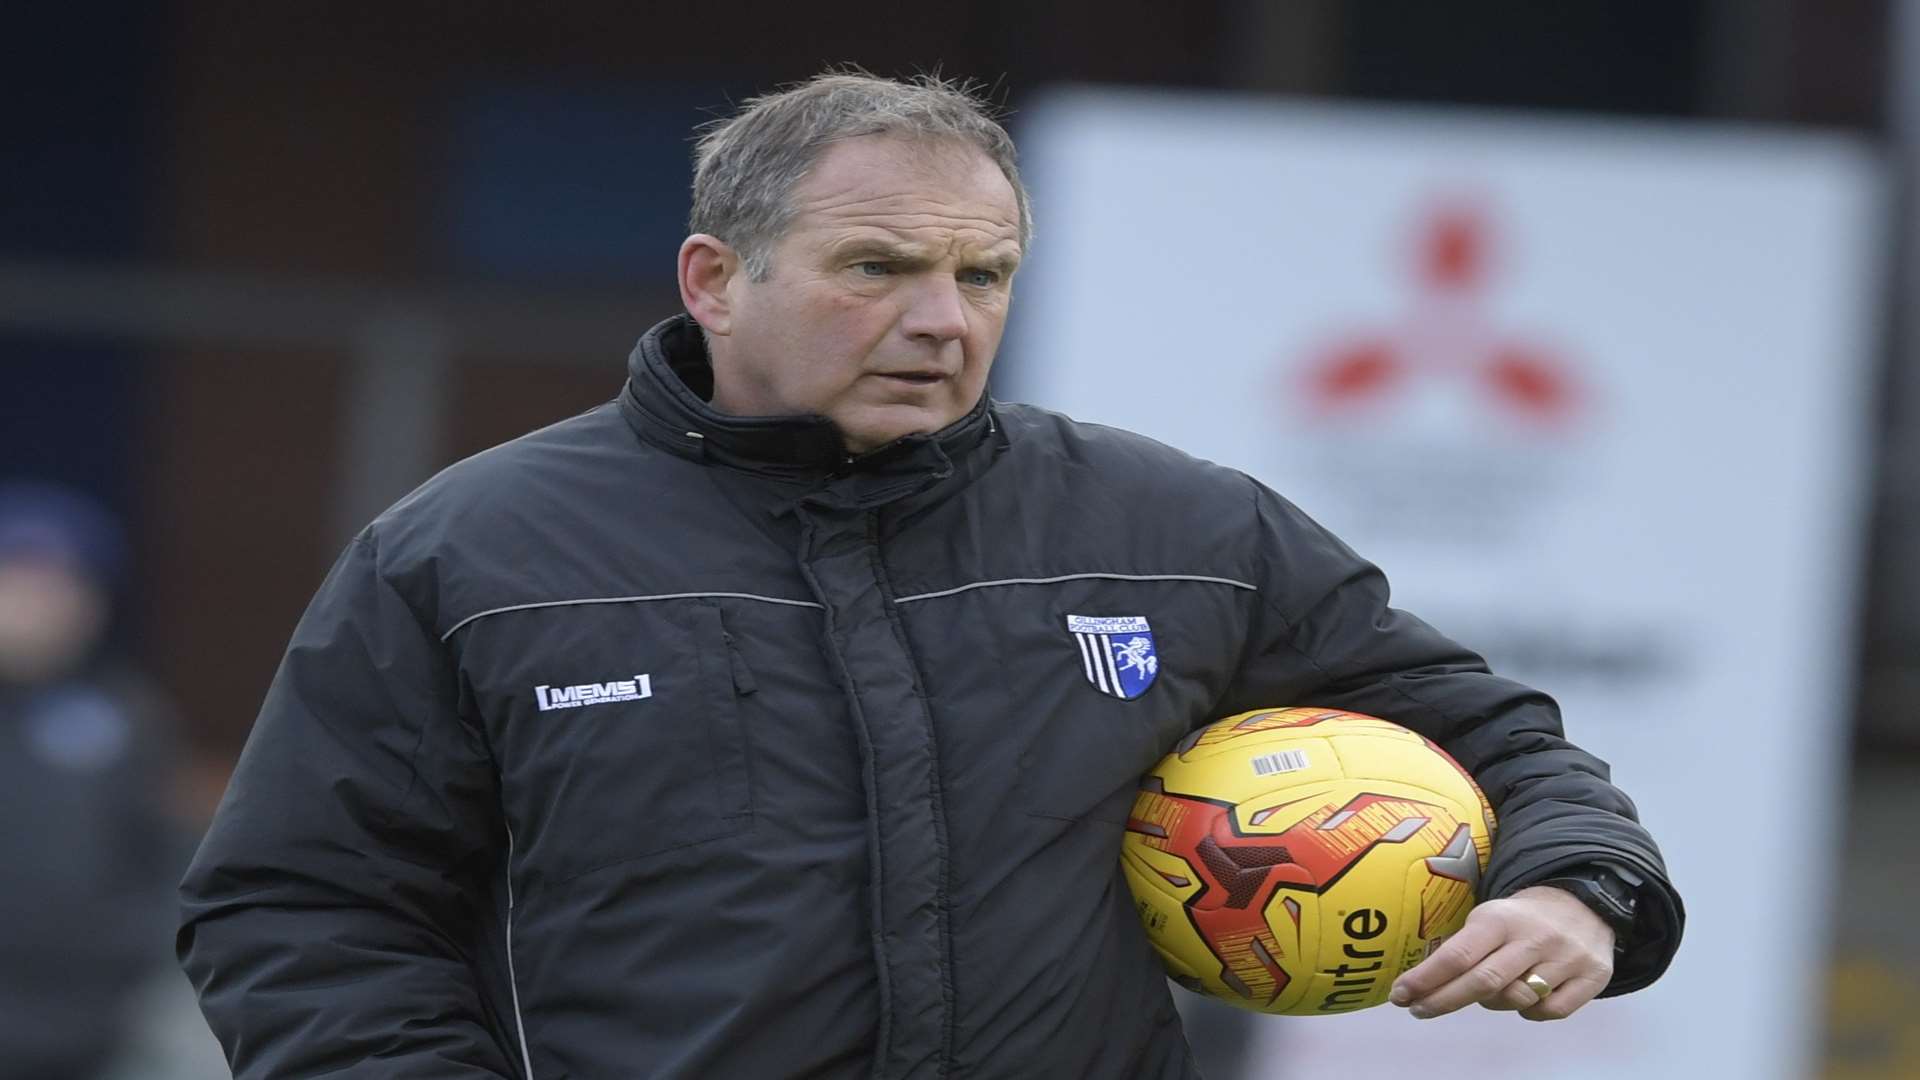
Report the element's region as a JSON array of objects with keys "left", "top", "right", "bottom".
[
  {"left": 961, "top": 269, "right": 1001, "bottom": 287},
  {"left": 855, "top": 261, "right": 891, "bottom": 277}
]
